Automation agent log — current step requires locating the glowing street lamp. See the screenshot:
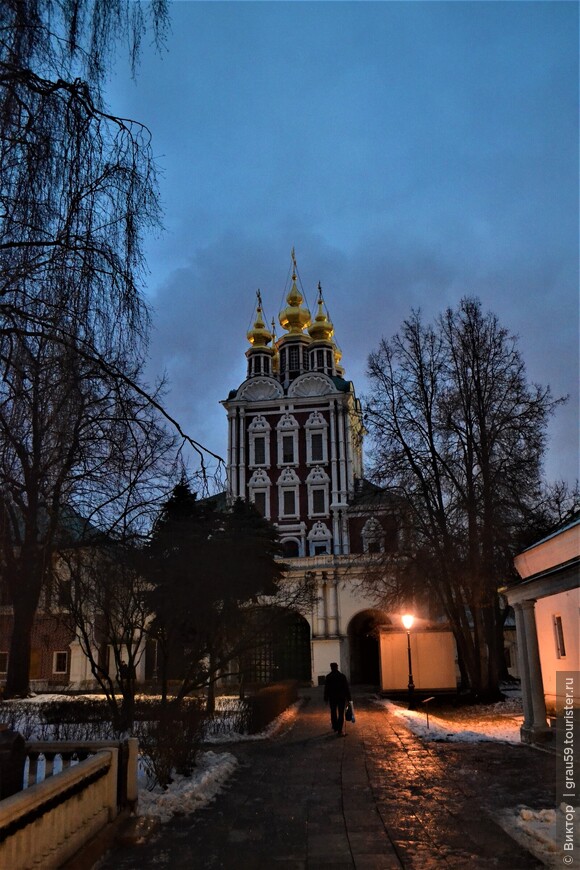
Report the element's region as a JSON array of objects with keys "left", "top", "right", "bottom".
[{"left": 402, "top": 614, "right": 415, "bottom": 710}]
